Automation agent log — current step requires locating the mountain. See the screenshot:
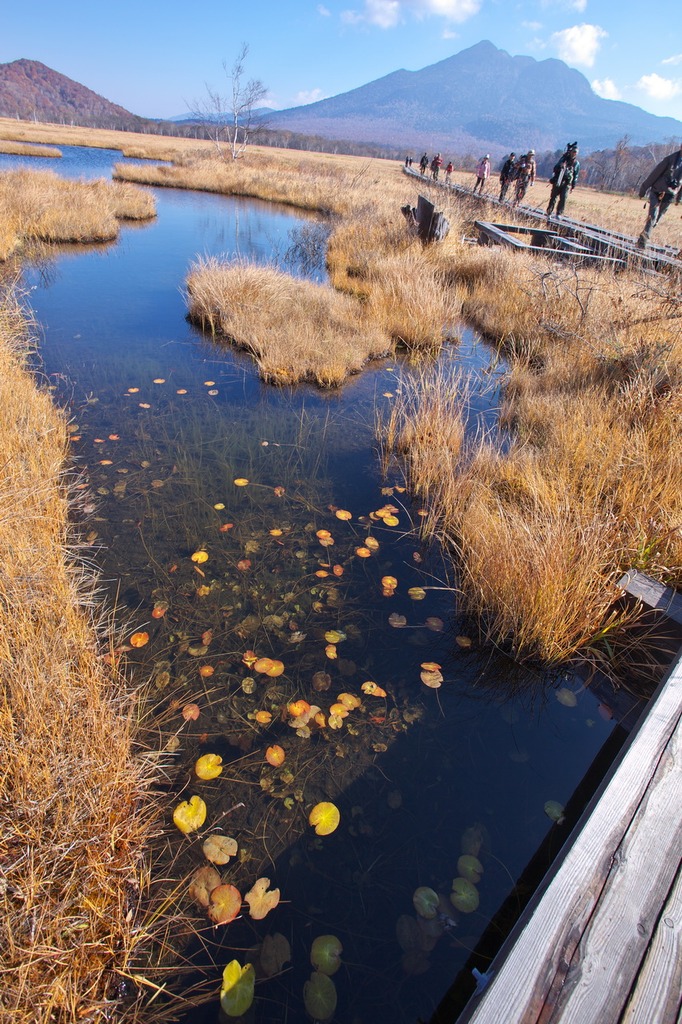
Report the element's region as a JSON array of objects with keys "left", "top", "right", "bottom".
[
  {"left": 267, "top": 41, "right": 682, "bottom": 157},
  {"left": 0, "top": 59, "right": 146, "bottom": 130}
]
